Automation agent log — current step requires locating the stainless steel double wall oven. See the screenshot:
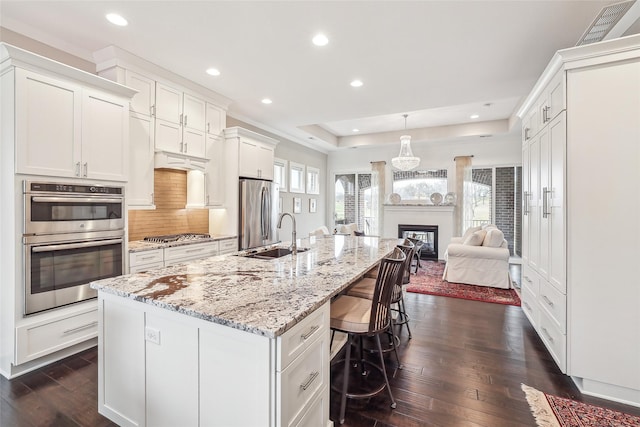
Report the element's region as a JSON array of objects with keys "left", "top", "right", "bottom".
[{"left": 23, "top": 181, "right": 125, "bottom": 315}]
